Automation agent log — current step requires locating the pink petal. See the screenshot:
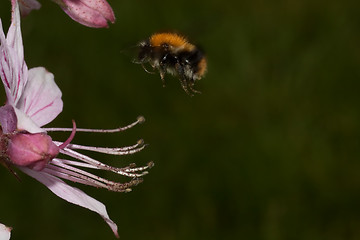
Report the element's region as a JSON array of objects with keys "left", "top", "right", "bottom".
[
  {"left": 57, "top": 0, "right": 115, "bottom": 28},
  {"left": 78, "top": 0, "right": 115, "bottom": 23},
  {"left": 16, "top": 67, "right": 63, "bottom": 128},
  {"left": 19, "top": 167, "right": 119, "bottom": 238},
  {"left": 0, "top": 0, "right": 28, "bottom": 105},
  {"left": 18, "top": 0, "right": 41, "bottom": 16},
  {"left": 0, "top": 223, "right": 11, "bottom": 240}
]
